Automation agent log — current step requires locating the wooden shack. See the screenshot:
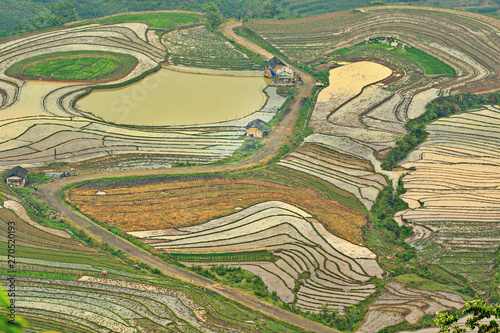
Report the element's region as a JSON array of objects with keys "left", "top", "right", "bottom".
[
  {"left": 245, "top": 119, "right": 267, "bottom": 138},
  {"left": 5, "top": 166, "right": 28, "bottom": 188}
]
